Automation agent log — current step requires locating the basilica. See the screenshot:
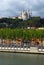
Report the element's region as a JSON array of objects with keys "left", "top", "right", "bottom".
[{"left": 18, "top": 9, "right": 32, "bottom": 20}]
